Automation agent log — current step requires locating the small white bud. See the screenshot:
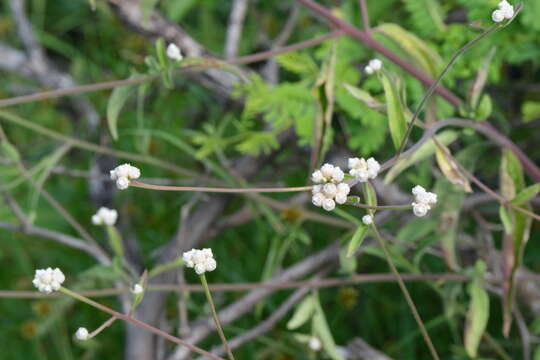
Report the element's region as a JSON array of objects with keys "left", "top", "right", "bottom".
[
  {"left": 309, "top": 337, "right": 322, "bottom": 351},
  {"left": 337, "top": 183, "right": 350, "bottom": 196},
  {"left": 322, "top": 198, "right": 336, "bottom": 211},
  {"left": 492, "top": 9, "right": 505, "bottom": 22},
  {"left": 75, "top": 327, "right": 89, "bottom": 341},
  {"left": 320, "top": 163, "right": 335, "bottom": 179},
  {"left": 132, "top": 284, "right": 144, "bottom": 295},
  {"left": 166, "top": 43, "right": 183, "bottom": 61},
  {"left": 364, "top": 65, "right": 374, "bottom": 75},
  {"left": 182, "top": 248, "right": 216, "bottom": 274},
  {"left": 362, "top": 214, "right": 373, "bottom": 225},
  {"left": 116, "top": 177, "right": 129, "bottom": 190},
  {"left": 368, "top": 59, "right": 383, "bottom": 71},
  {"left": 411, "top": 185, "right": 426, "bottom": 196},
  {"left": 205, "top": 258, "right": 217, "bottom": 272},
  {"left": 323, "top": 183, "right": 338, "bottom": 198},
  {"left": 335, "top": 193, "right": 348, "bottom": 205},
  {"left": 311, "top": 170, "right": 324, "bottom": 183},
  {"left": 331, "top": 167, "right": 344, "bottom": 182},
  {"left": 194, "top": 263, "right": 206, "bottom": 275},
  {"left": 412, "top": 202, "right": 430, "bottom": 217},
  {"left": 312, "top": 192, "right": 325, "bottom": 207}
]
